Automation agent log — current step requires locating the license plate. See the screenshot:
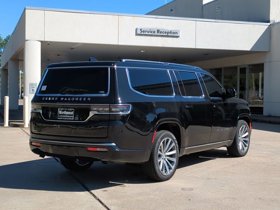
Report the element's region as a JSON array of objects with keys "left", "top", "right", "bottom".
[{"left": 57, "top": 108, "right": 75, "bottom": 120}]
